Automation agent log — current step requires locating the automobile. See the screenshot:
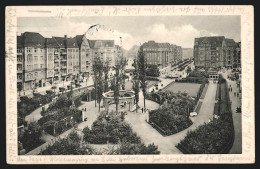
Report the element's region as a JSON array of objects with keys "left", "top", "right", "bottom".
[{"left": 190, "top": 112, "right": 198, "bottom": 117}]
